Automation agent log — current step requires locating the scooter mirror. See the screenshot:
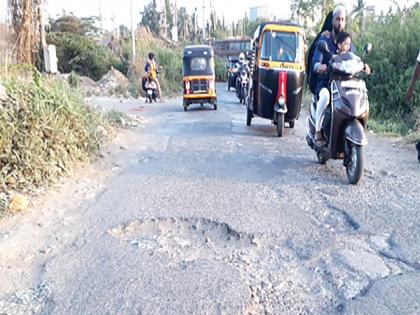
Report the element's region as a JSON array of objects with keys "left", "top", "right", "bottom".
[
  {"left": 317, "top": 40, "right": 329, "bottom": 54},
  {"left": 364, "top": 43, "right": 373, "bottom": 55}
]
